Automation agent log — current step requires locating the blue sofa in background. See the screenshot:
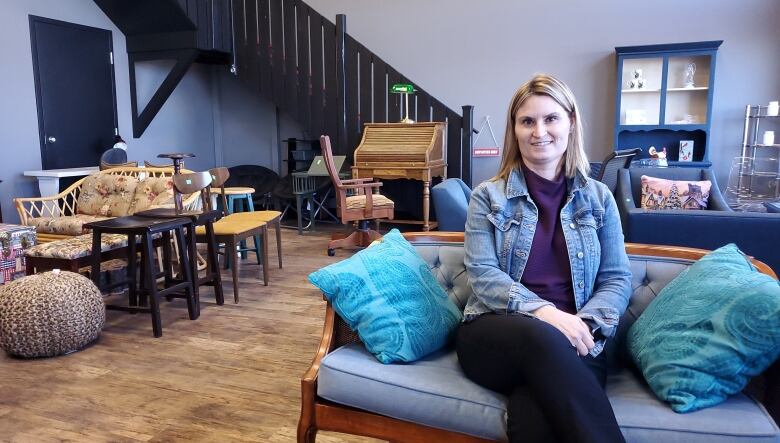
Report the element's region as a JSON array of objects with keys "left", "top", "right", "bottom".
[
  {"left": 616, "top": 167, "right": 780, "bottom": 275},
  {"left": 432, "top": 178, "right": 471, "bottom": 232}
]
